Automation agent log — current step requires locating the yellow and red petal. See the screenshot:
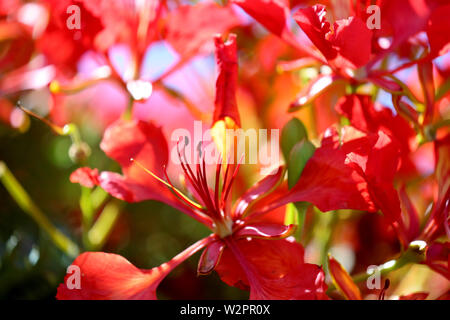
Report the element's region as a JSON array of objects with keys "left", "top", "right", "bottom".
[{"left": 328, "top": 255, "right": 362, "bottom": 300}]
